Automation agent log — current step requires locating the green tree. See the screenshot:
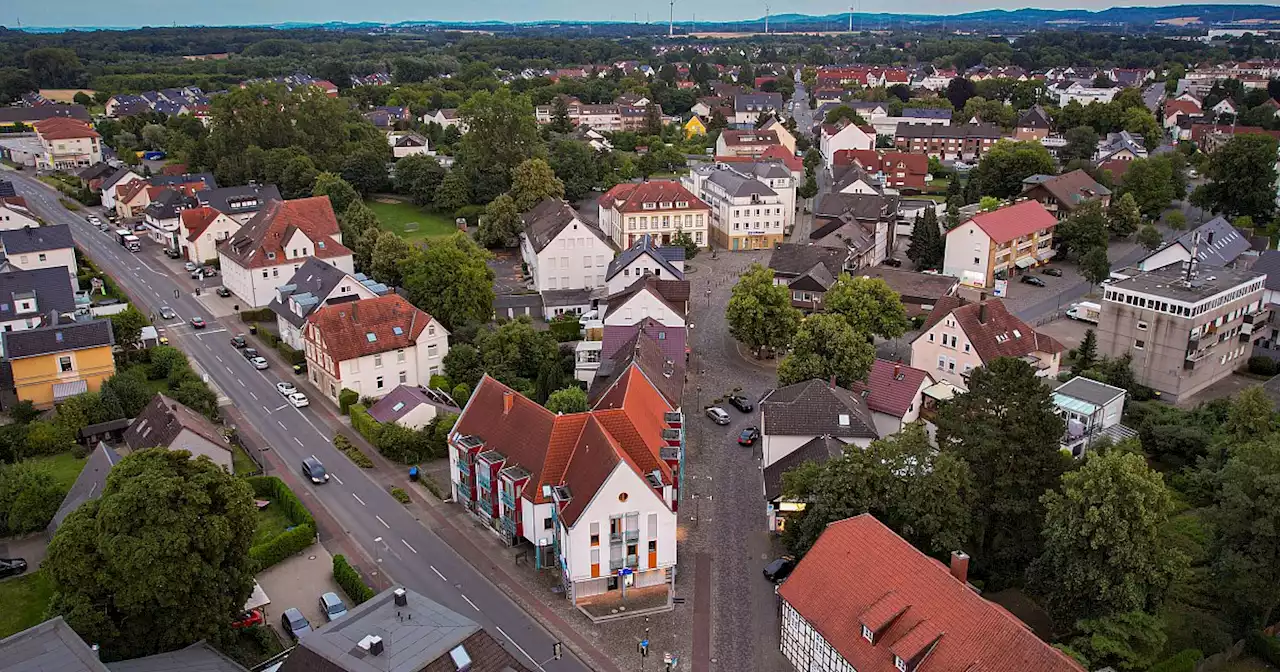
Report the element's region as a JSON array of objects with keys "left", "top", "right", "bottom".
[
  {"left": 110, "top": 307, "right": 148, "bottom": 351},
  {"left": 443, "top": 343, "right": 484, "bottom": 393},
  {"left": 392, "top": 154, "right": 446, "bottom": 206},
  {"left": 936, "top": 357, "right": 1069, "bottom": 586},
  {"left": 509, "top": 158, "right": 565, "bottom": 211},
  {"left": 548, "top": 96, "right": 573, "bottom": 134},
  {"left": 25, "top": 47, "right": 83, "bottom": 87},
  {"left": 0, "top": 462, "right": 65, "bottom": 536},
  {"left": 339, "top": 200, "right": 380, "bottom": 249},
  {"left": 803, "top": 148, "right": 821, "bottom": 175},
  {"left": 1107, "top": 192, "right": 1143, "bottom": 238},
  {"left": 43, "top": 449, "right": 256, "bottom": 661},
  {"left": 1223, "top": 386, "right": 1275, "bottom": 445},
  {"left": 1080, "top": 247, "right": 1112, "bottom": 289},
  {"left": 969, "top": 139, "right": 1055, "bottom": 199},
  {"left": 1060, "top": 126, "right": 1100, "bottom": 164},
  {"left": 823, "top": 105, "right": 868, "bottom": 126},
  {"left": 725, "top": 264, "right": 802, "bottom": 357},
  {"left": 545, "top": 386, "right": 589, "bottom": 414},
  {"left": 1211, "top": 436, "right": 1280, "bottom": 630},
  {"left": 403, "top": 233, "right": 495, "bottom": 331},
  {"left": 476, "top": 194, "right": 523, "bottom": 249},
  {"left": 457, "top": 88, "right": 544, "bottom": 200},
  {"left": 1118, "top": 156, "right": 1178, "bottom": 219},
  {"left": 907, "top": 209, "right": 945, "bottom": 270},
  {"left": 797, "top": 175, "right": 818, "bottom": 201},
  {"left": 170, "top": 378, "right": 218, "bottom": 420},
  {"left": 549, "top": 140, "right": 598, "bottom": 202},
  {"left": 1163, "top": 210, "right": 1186, "bottom": 231},
  {"left": 339, "top": 145, "right": 390, "bottom": 195},
  {"left": 823, "top": 275, "right": 909, "bottom": 341},
  {"left": 643, "top": 103, "right": 663, "bottom": 136},
  {"left": 672, "top": 230, "right": 700, "bottom": 259},
  {"left": 471, "top": 316, "right": 560, "bottom": 396},
  {"left": 369, "top": 233, "right": 416, "bottom": 288},
  {"left": 1122, "top": 107, "right": 1162, "bottom": 150},
  {"left": 1069, "top": 611, "right": 1167, "bottom": 672},
  {"left": 979, "top": 196, "right": 1001, "bottom": 212},
  {"left": 73, "top": 91, "right": 92, "bottom": 107},
  {"left": 1074, "top": 329, "right": 1098, "bottom": 376},
  {"left": 101, "top": 370, "right": 155, "bottom": 418},
  {"left": 433, "top": 169, "right": 472, "bottom": 213},
  {"left": 1193, "top": 134, "right": 1279, "bottom": 221},
  {"left": 1136, "top": 225, "right": 1163, "bottom": 251},
  {"left": 1055, "top": 200, "right": 1109, "bottom": 261},
  {"left": 312, "top": 172, "right": 360, "bottom": 215},
  {"left": 777, "top": 314, "right": 876, "bottom": 388}
]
